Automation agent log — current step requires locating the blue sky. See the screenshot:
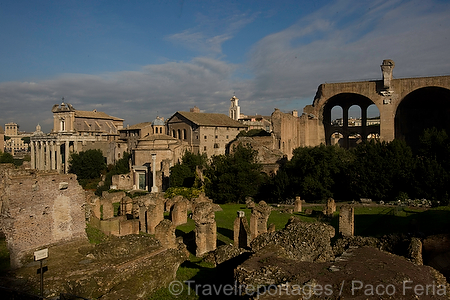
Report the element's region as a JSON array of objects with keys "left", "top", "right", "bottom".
[{"left": 1, "top": 0, "right": 450, "bottom": 133}]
